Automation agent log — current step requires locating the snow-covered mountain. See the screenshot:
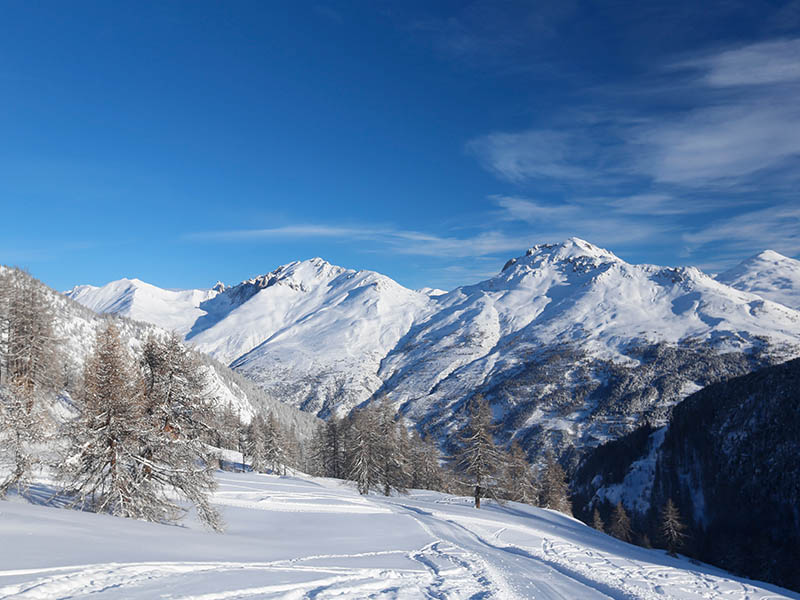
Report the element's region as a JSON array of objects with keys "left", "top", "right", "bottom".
[
  {"left": 6, "top": 267, "right": 319, "bottom": 437},
  {"left": 66, "top": 278, "right": 223, "bottom": 336},
  {"left": 66, "top": 239, "right": 800, "bottom": 455},
  {"left": 69, "top": 258, "right": 435, "bottom": 417},
  {"left": 716, "top": 249, "right": 800, "bottom": 310}
]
